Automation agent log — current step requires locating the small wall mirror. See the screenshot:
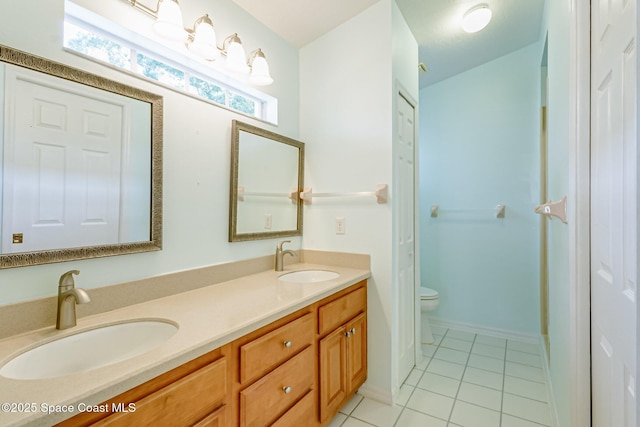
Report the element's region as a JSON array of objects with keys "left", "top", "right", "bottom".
[
  {"left": 229, "top": 120, "right": 304, "bottom": 242},
  {"left": 0, "top": 45, "right": 162, "bottom": 268}
]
